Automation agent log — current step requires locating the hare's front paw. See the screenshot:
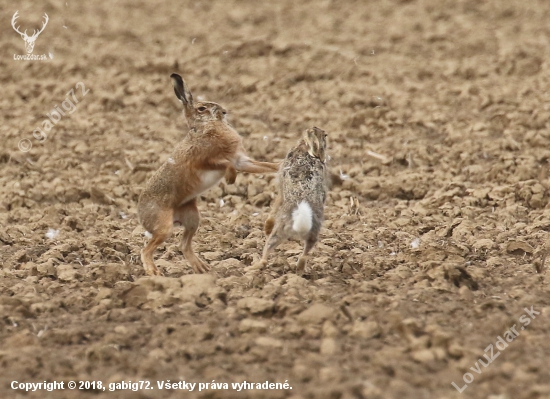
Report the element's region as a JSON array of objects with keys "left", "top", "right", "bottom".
[{"left": 224, "top": 165, "right": 237, "bottom": 185}]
